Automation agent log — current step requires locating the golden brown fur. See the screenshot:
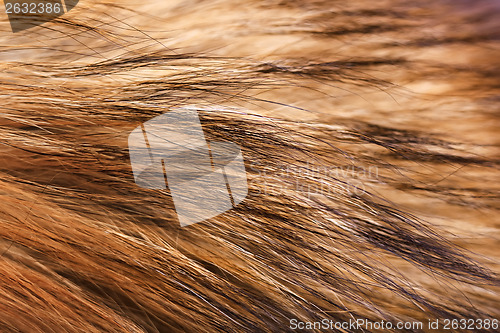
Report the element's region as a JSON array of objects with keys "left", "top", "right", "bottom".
[{"left": 0, "top": 0, "right": 499, "bottom": 331}]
